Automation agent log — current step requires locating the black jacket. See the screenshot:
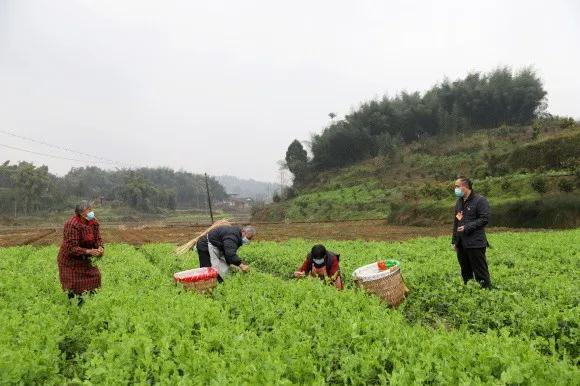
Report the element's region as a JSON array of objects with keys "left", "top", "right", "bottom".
[
  {"left": 452, "top": 192, "right": 490, "bottom": 249},
  {"left": 196, "top": 226, "right": 243, "bottom": 266}
]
